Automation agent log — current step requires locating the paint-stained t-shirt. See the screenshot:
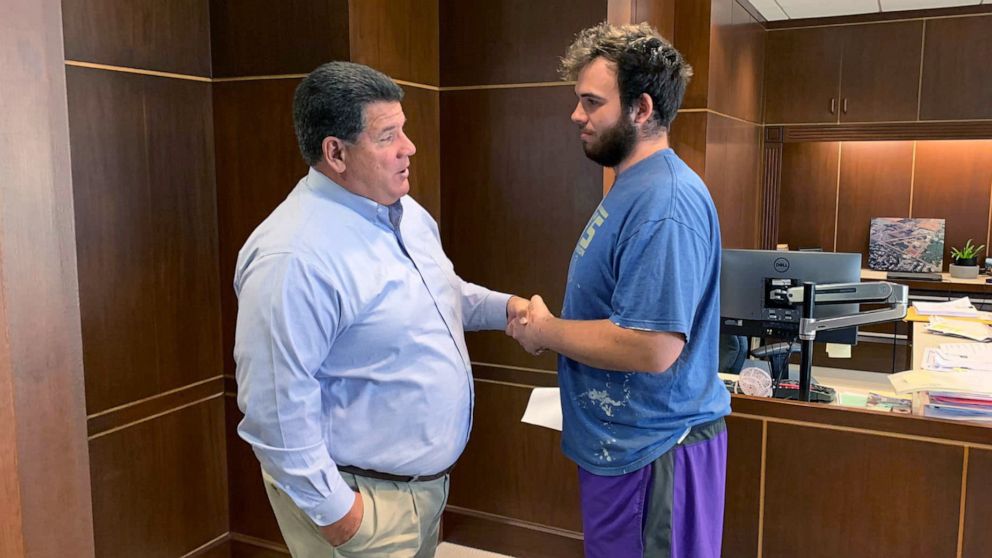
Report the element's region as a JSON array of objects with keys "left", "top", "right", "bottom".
[{"left": 558, "top": 148, "right": 731, "bottom": 476}]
